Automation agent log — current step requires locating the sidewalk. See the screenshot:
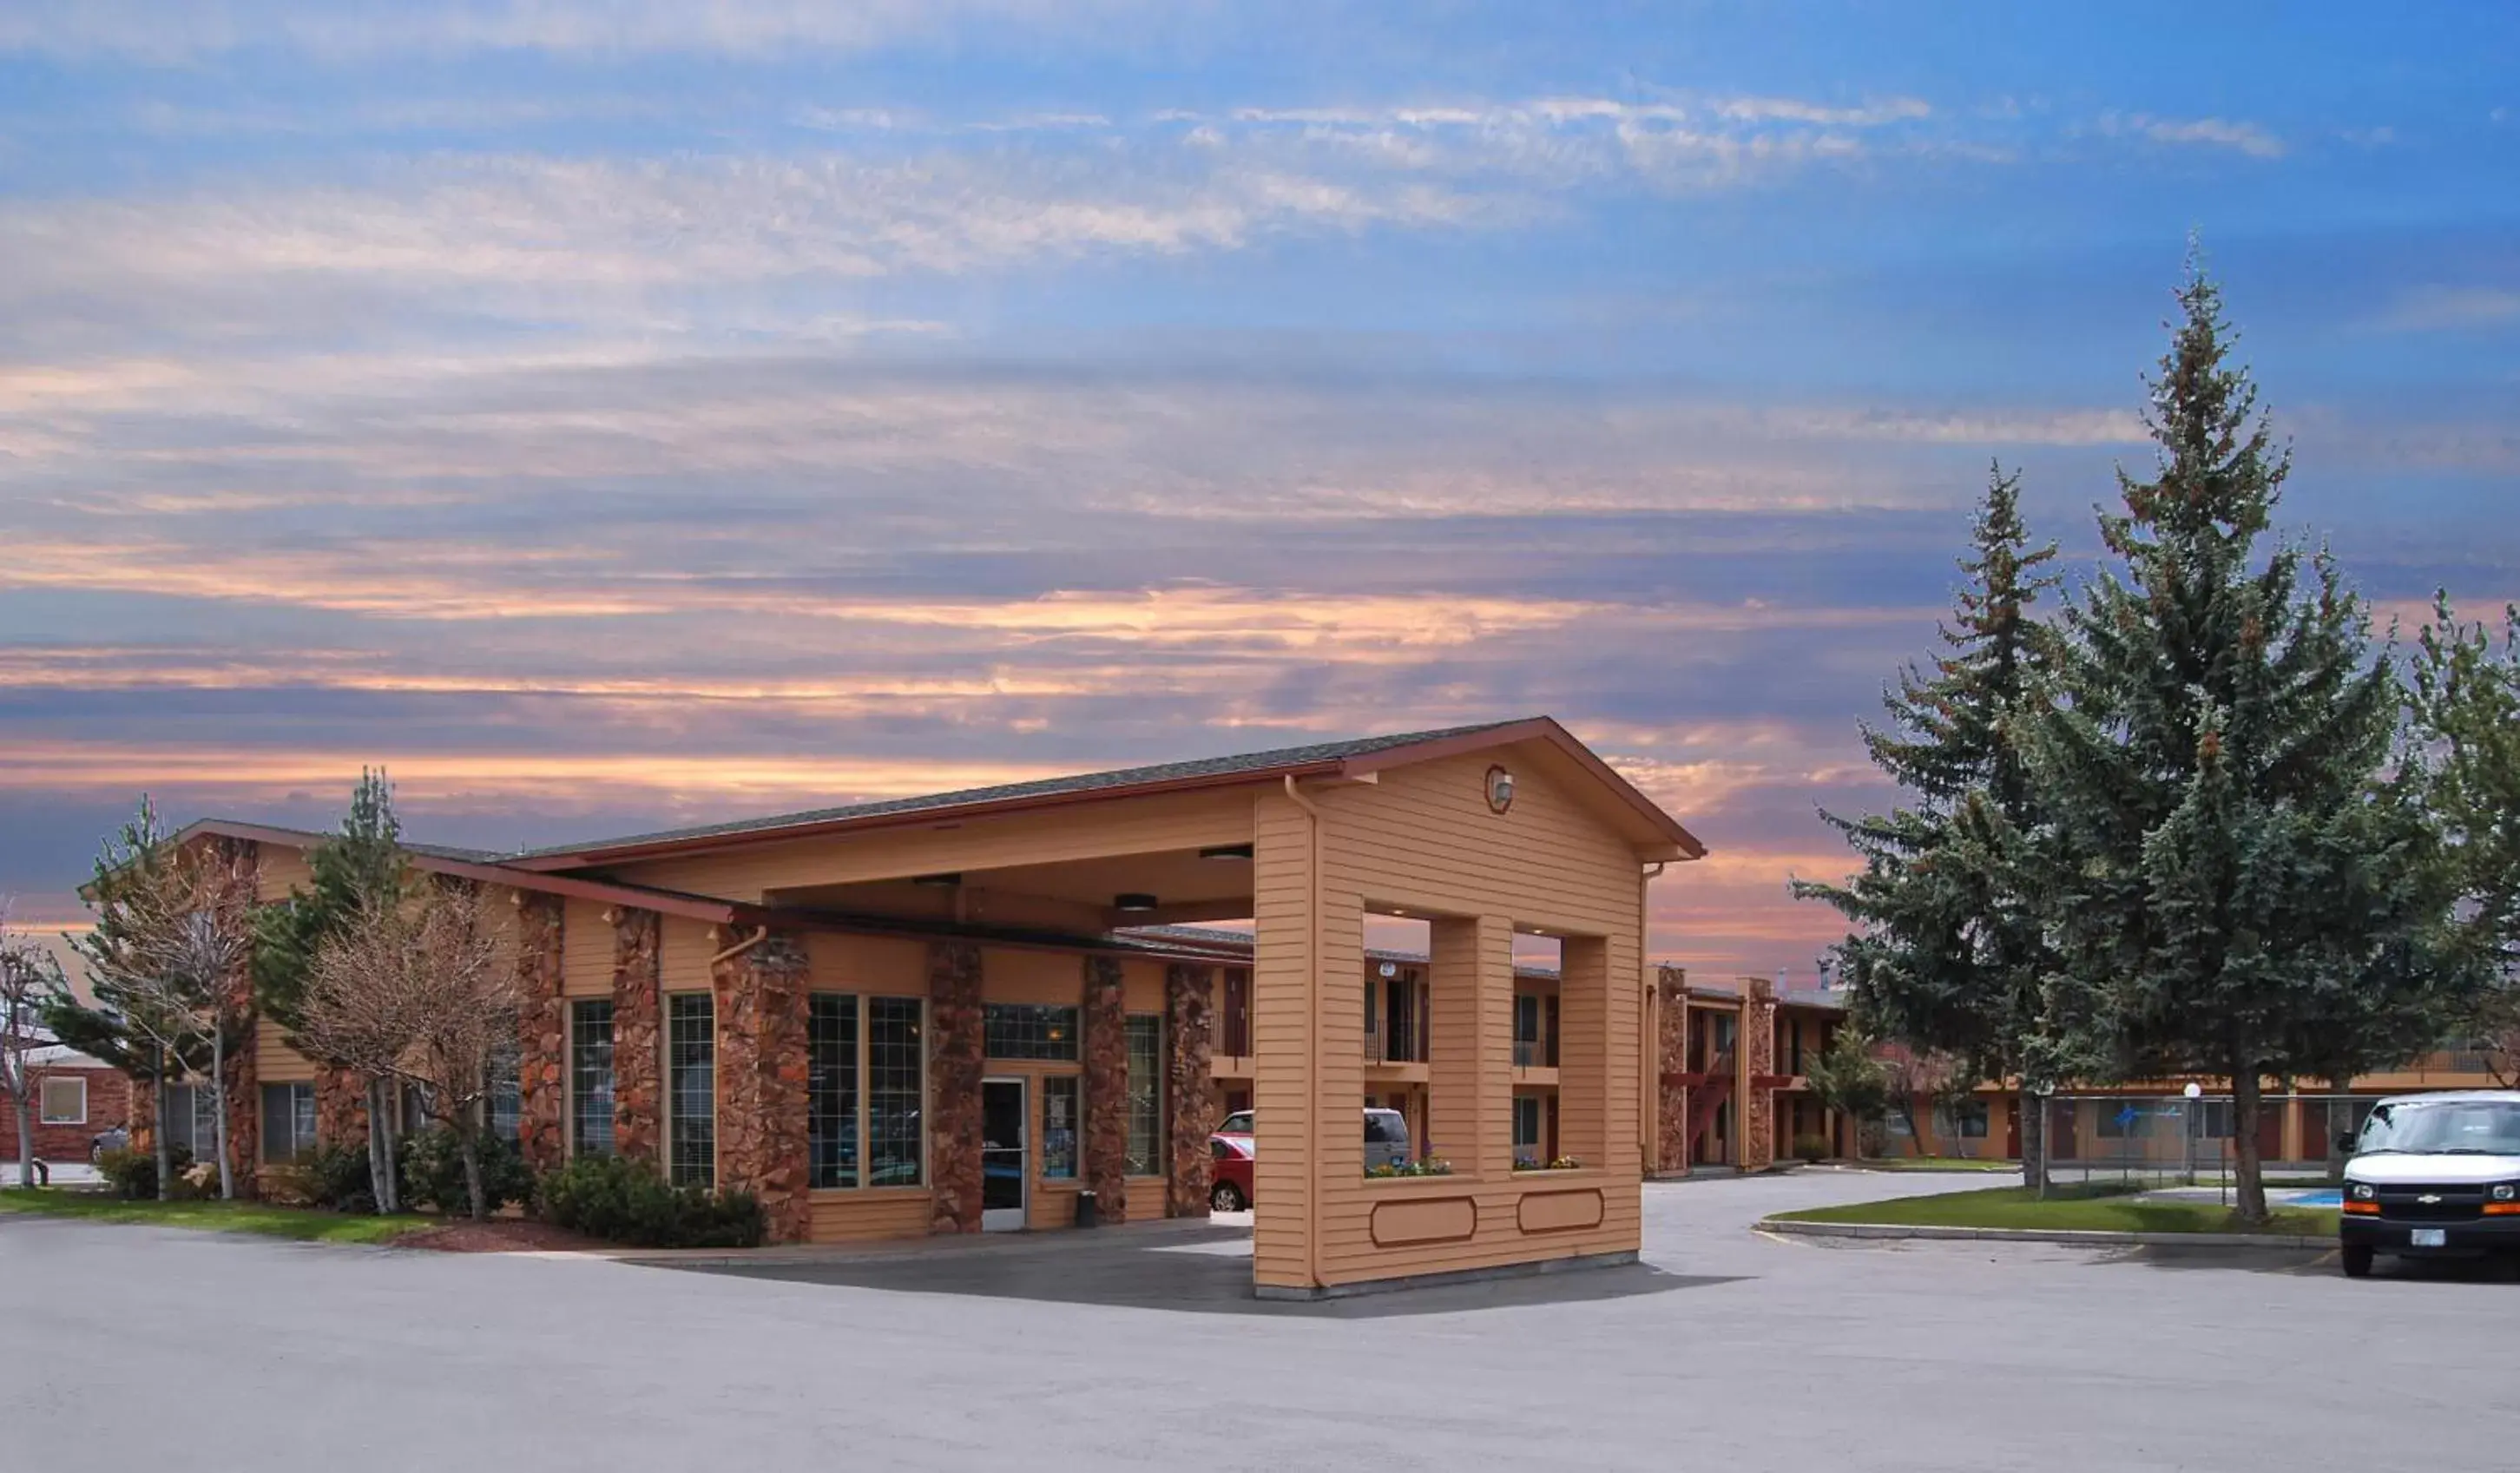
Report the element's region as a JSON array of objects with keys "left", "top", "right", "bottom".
[{"left": 1, "top": 1164, "right": 102, "bottom": 1188}]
